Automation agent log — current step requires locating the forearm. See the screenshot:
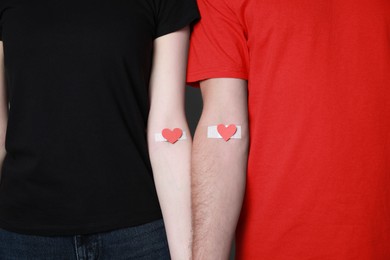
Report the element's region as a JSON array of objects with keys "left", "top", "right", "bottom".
[
  {"left": 0, "top": 133, "right": 6, "bottom": 181},
  {"left": 0, "top": 43, "right": 7, "bottom": 180},
  {"left": 192, "top": 120, "right": 248, "bottom": 260},
  {"left": 191, "top": 78, "right": 248, "bottom": 260},
  {"left": 0, "top": 125, "right": 6, "bottom": 166},
  {"left": 147, "top": 26, "right": 193, "bottom": 259},
  {"left": 148, "top": 115, "right": 193, "bottom": 260},
  {"left": 0, "top": 109, "right": 6, "bottom": 174}
]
